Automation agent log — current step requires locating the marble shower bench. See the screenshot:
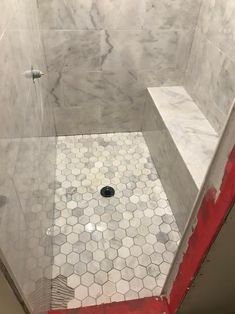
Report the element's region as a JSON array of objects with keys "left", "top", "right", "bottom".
[{"left": 143, "top": 86, "right": 219, "bottom": 232}]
